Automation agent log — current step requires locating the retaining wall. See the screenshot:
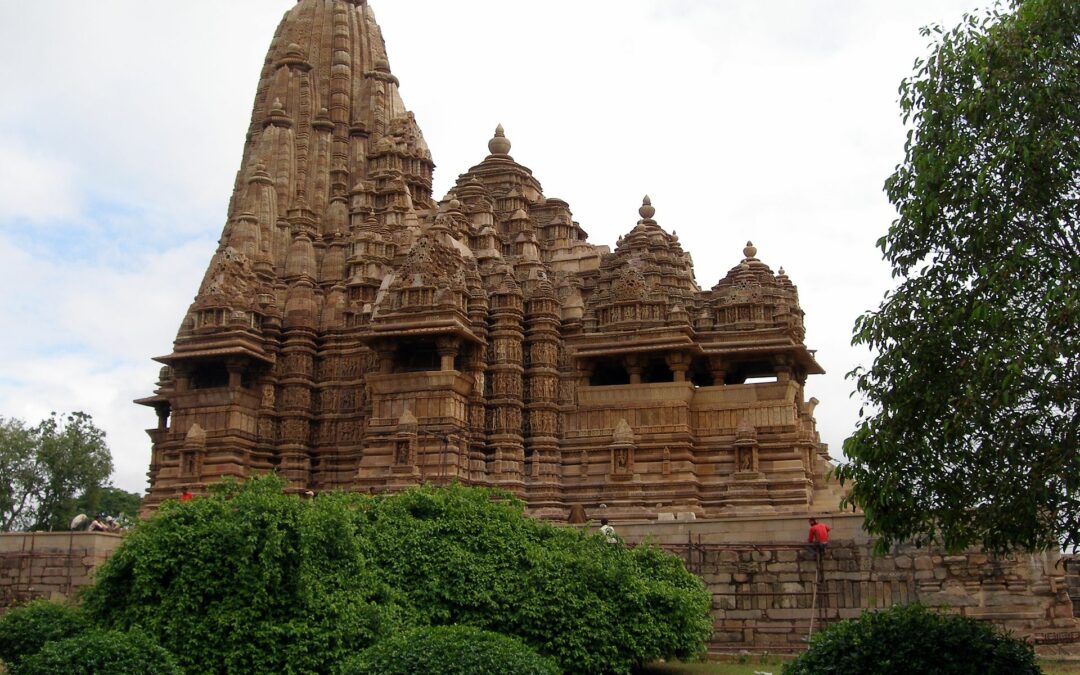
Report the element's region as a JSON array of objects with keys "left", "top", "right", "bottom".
[
  {"left": 0, "top": 532, "right": 123, "bottom": 609},
  {"left": 617, "top": 514, "right": 1080, "bottom": 654}
]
